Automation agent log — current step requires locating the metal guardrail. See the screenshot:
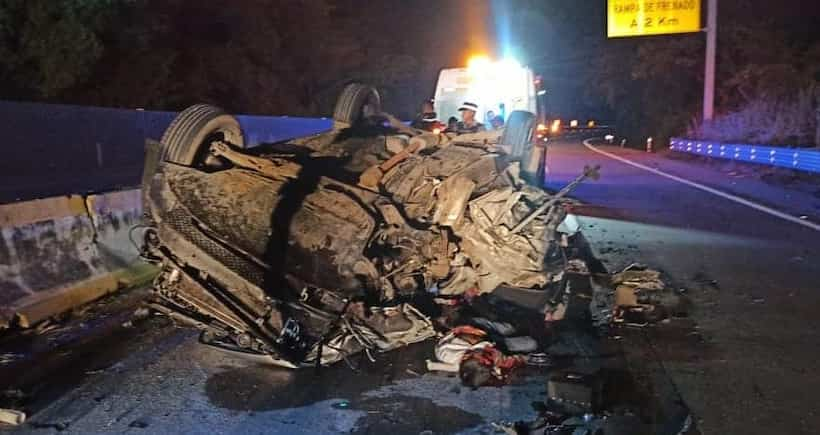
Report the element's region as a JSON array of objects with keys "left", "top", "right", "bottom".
[
  {"left": 669, "top": 138, "right": 820, "bottom": 174},
  {"left": 0, "top": 100, "right": 332, "bottom": 203}
]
